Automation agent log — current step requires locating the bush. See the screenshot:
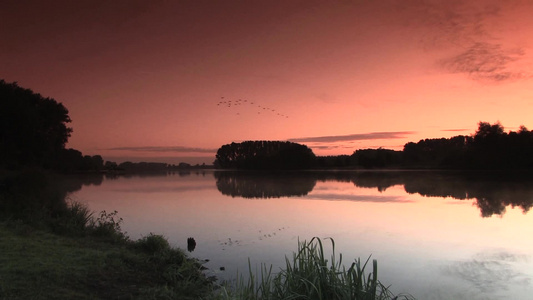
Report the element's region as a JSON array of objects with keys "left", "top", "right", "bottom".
[
  {"left": 136, "top": 233, "right": 171, "bottom": 254},
  {"left": 89, "top": 210, "right": 127, "bottom": 242}
]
